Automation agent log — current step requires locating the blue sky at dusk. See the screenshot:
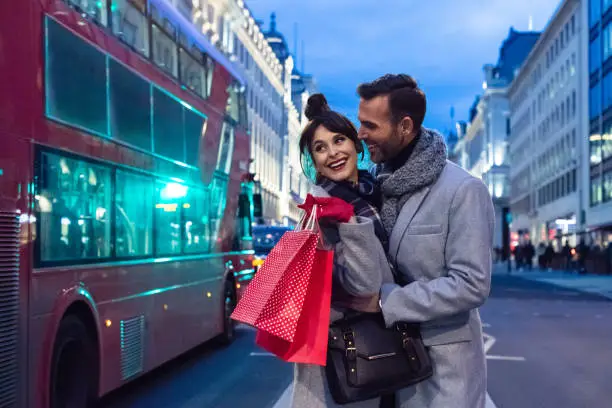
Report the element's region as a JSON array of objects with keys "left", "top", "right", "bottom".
[{"left": 249, "top": 0, "right": 561, "bottom": 133}]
